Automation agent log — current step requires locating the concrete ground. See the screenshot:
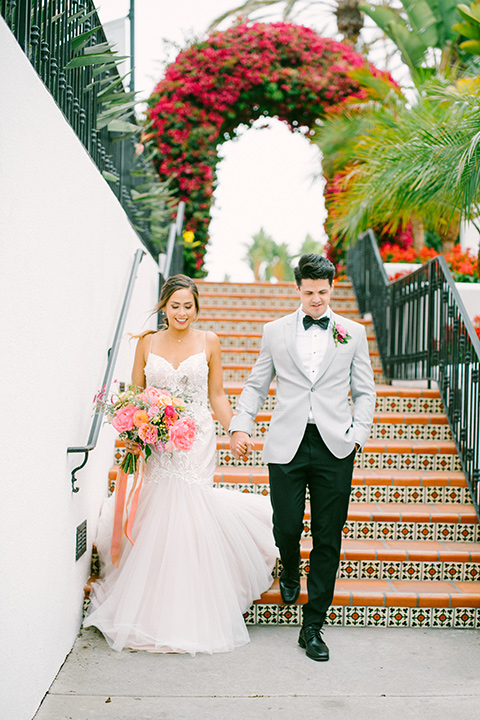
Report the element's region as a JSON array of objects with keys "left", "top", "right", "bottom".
[{"left": 35, "top": 625, "right": 480, "bottom": 720}]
